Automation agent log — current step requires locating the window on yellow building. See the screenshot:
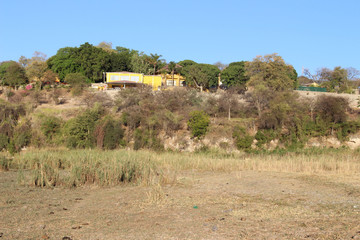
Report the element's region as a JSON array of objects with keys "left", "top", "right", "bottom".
[
  {"left": 110, "top": 75, "right": 120, "bottom": 81},
  {"left": 166, "top": 80, "right": 175, "bottom": 86},
  {"left": 121, "top": 75, "right": 130, "bottom": 81},
  {"left": 131, "top": 76, "right": 140, "bottom": 82}
]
